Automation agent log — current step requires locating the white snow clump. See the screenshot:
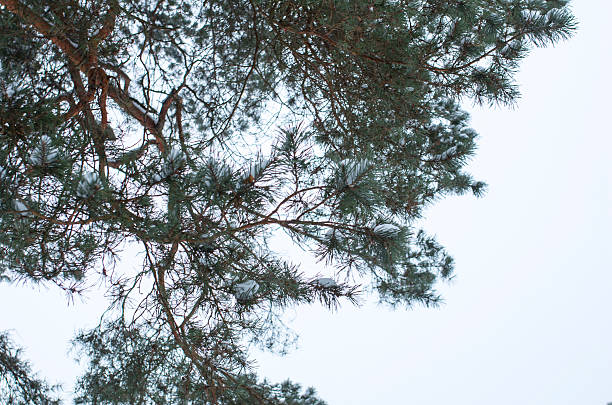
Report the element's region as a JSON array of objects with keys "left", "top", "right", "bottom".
[
  {"left": 338, "top": 159, "right": 369, "bottom": 187},
  {"left": 373, "top": 223, "right": 400, "bottom": 238},
  {"left": 314, "top": 278, "right": 337, "bottom": 288},
  {"left": 77, "top": 171, "right": 102, "bottom": 198},
  {"left": 431, "top": 145, "right": 457, "bottom": 161},
  {"left": 234, "top": 280, "right": 259, "bottom": 301},
  {"left": 153, "top": 146, "right": 185, "bottom": 182},
  {"left": 13, "top": 199, "right": 31, "bottom": 217},
  {"left": 28, "top": 136, "right": 59, "bottom": 166}
]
